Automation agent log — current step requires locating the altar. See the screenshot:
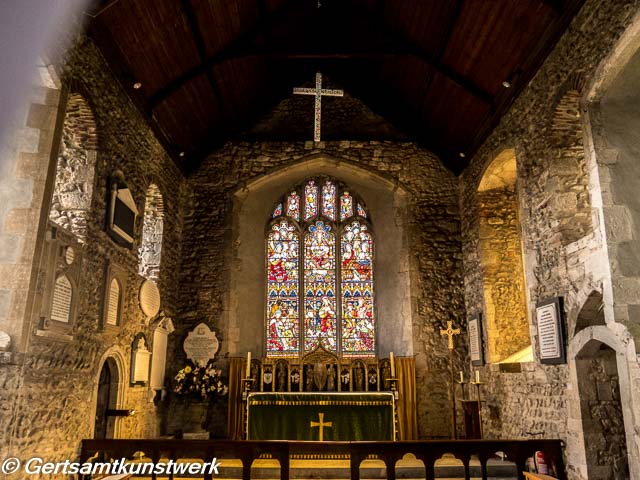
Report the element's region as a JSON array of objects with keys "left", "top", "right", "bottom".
[{"left": 247, "top": 392, "right": 395, "bottom": 441}]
